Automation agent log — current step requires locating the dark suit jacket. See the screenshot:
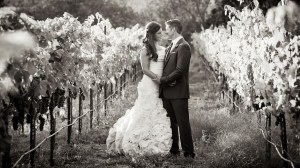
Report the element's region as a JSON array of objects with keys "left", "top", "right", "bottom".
[{"left": 159, "top": 38, "right": 191, "bottom": 99}]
